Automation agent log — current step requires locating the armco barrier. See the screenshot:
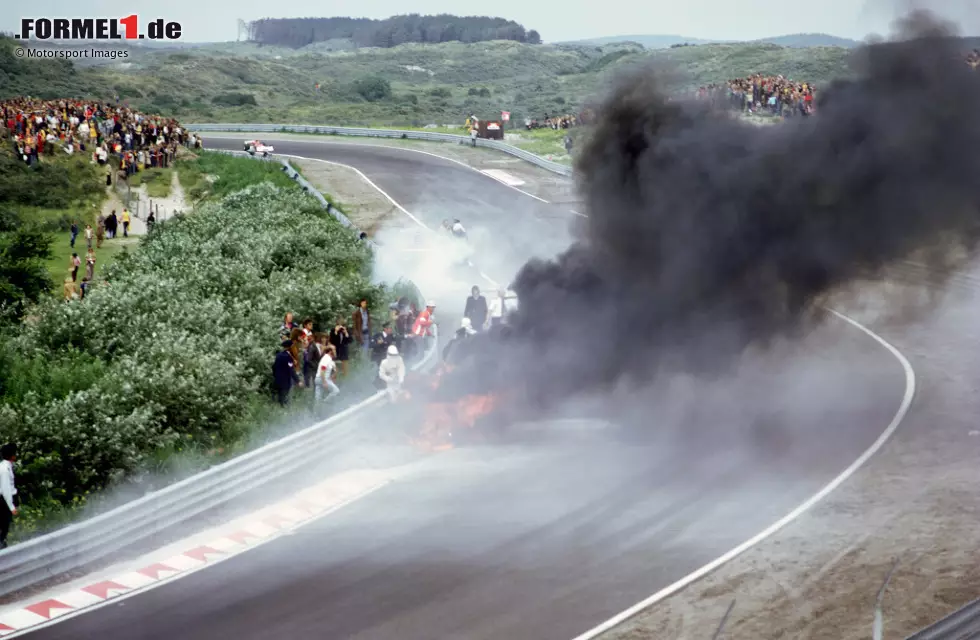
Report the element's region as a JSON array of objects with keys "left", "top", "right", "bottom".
[
  {"left": 0, "top": 153, "right": 438, "bottom": 598},
  {"left": 211, "top": 149, "right": 379, "bottom": 251},
  {"left": 905, "top": 597, "right": 980, "bottom": 639},
  {"left": 187, "top": 123, "right": 574, "bottom": 177}
]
